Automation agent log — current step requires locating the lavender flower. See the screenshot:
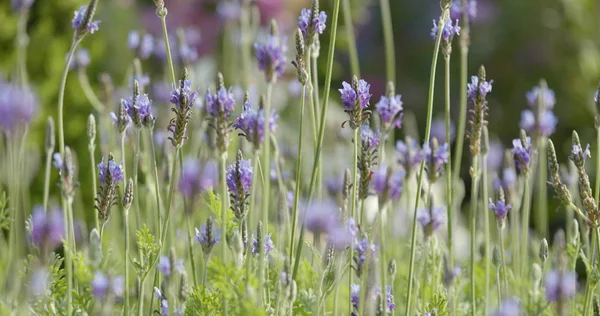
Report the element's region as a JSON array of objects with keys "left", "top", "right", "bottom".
[
  {"left": 205, "top": 81, "right": 236, "bottom": 153},
  {"left": 450, "top": 0, "right": 477, "bottom": 20},
  {"left": 545, "top": 270, "right": 577, "bottom": 302},
  {"left": 339, "top": 77, "right": 372, "bottom": 129},
  {"left": 375, "top": 94, "right": 403, "bottom": 129},
  {"left": 519, "top": 109, "right": 557, "bottom": 138},
  {"left": 97, "top": 158, "right": 124, "bottom": 185},
  {"left": 161, "top": 300, "right": 169, "bottom": 316},
  {"left": 396, "top": 137, "right": 422, "bottom": 172},
  {"left": 512, "top": 136, "right": 532, "bottom": 173},
  {"left": 431, "top": 118, "right": 456, "bottom": 144},
  {"left": 128, "top": 31, "right": 140, "bottom": 51},
  {"left": 489, "top": 198, "right": 511, "bottom": 222},
  {"left": 493, "top": 299, "right": 521, "bottom": 316},
  {"left": 72, "top": 5, "right": 100, "bottom": 34},
  {"left": 360, "top": 125, "right": 380, "bottom": 150},
  {"left": 122, "top": 93, "right": 153, "bottom": 127},
  {"left": 0, "top": 80, "right": 38, "bottom": 133},
  {"left": 526, "top": 86, "right": 556, "bottom": 109},
  {"left": 467, "top": 75, "right": 494, "bottom": 104},
  {"left": 28, "top": 268, "right": 49, "bottom": 297},
  {"left": 179, "top": 158, "right": 218, "bottom": 200},
  {"left": 129, "top": 31, "right": 154, "bottom": 59},
  {"left": 304, "top": 199, "right": 339, "bottom": 235},
  {"left": 233, "top": 100, "right": 279, "bottom": 148},
  {"left": 571, "top": 143, "right": 591, "bottom": 165},
  {"left": 430, "top": 18, "right": 461, "bottom": 42},
  {"left": 171, "top": 80, "right": 199, "bottom": 109},
  {"left": 422, "top": 139, "right": 450, "bottom": 181},
  {"left": 372, "top": 164, "right": 405, "bottom": 201},
  {"left": 196, "top": 223, "right": 220, "bottom": 256},
  {"left": 351, "top": 284, "right": 360, "bottom": 311},
  {"left": 468, "top": 67, "right": 493, "bottom": 156},
  {"left": 29, "top": 206, "right": 64, "bottom": 250},
  {"left": 69, "top": 49, "right": 90, "bottom": 69},
  {"left": 255, "top": 32, "right": 287, "bottom": 83},
  {"left": 374, "top": 285, "right": 396, "bottom": 314},
  {"left": 95, "top": 154, "right": 124, "bottom": 223},
  {"left": 298, "top": 8, "right": 327, "bottom": 42},
  {"left": 226, "top": 156, "right": 253, "bottom": 219},
  {"left": 252, "top": 233, "right": 274, "bottom": 256},
  {"left": 353, "top": 237, "right": 378, "bottom": 277},
  {"left": 91, "top": 272, "right": 110, "bottom": 299},
  {"left": 157, "top": 255, "right": 171, "bottom": 277},
  {"left": 168, "top": 71, "right": 197, "bottom": 147},
  {"left": 417, "top": 206, "right": 446, "bottom": 237}
]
